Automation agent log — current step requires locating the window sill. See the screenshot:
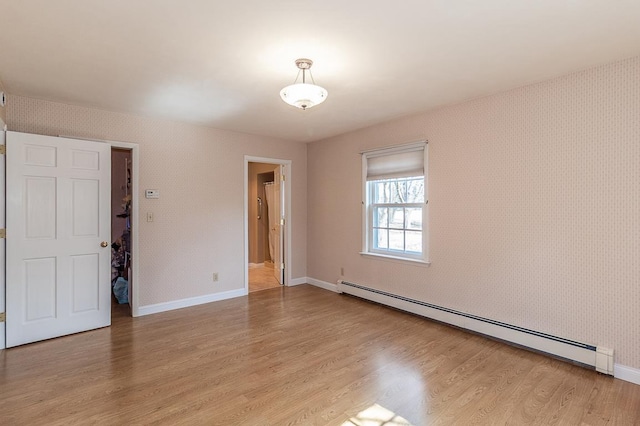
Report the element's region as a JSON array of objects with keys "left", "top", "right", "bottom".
[{"left": 359, "top": 252, "right": 431, "bottom": 266}]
